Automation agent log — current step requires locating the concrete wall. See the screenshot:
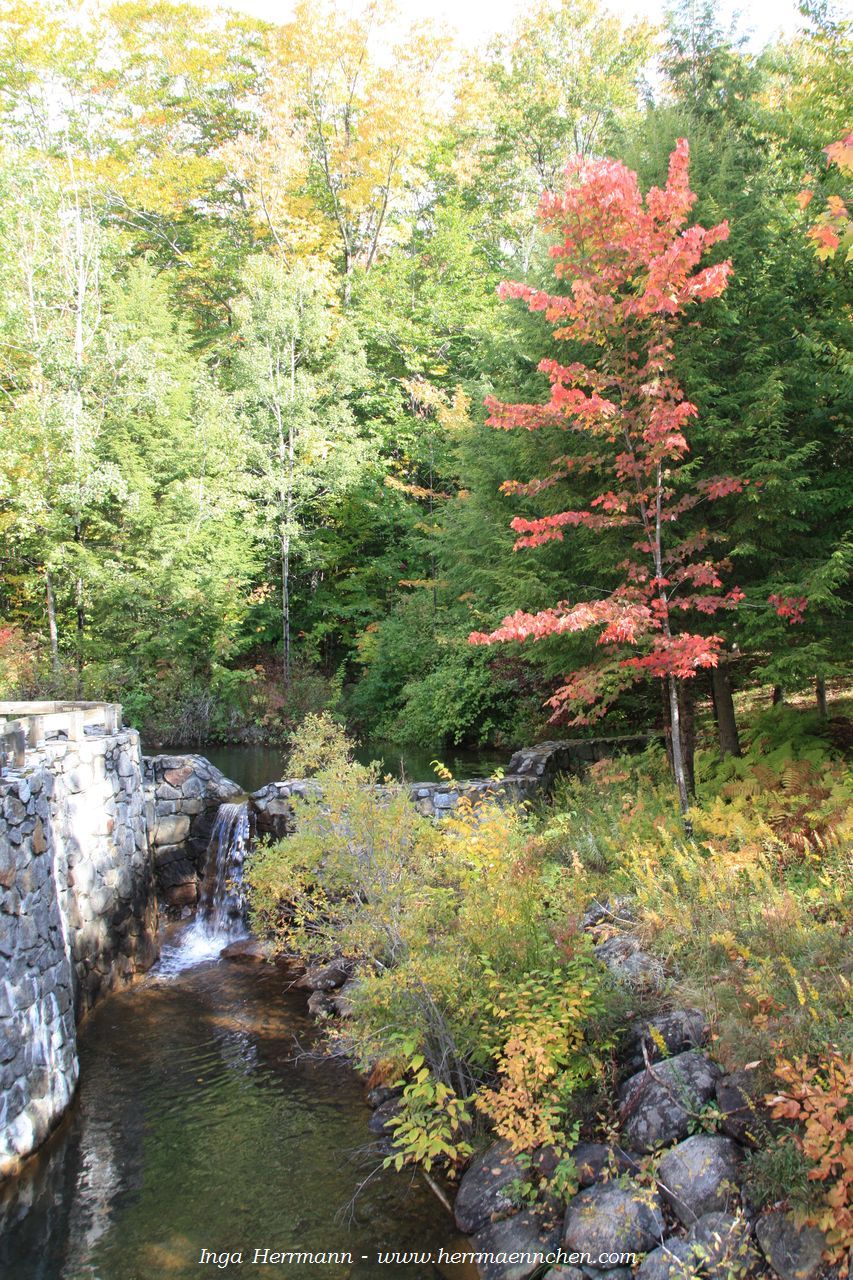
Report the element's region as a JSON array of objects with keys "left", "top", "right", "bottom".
[{"left": 0, "top": 729, "right": 158, "bottom": 1179}]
